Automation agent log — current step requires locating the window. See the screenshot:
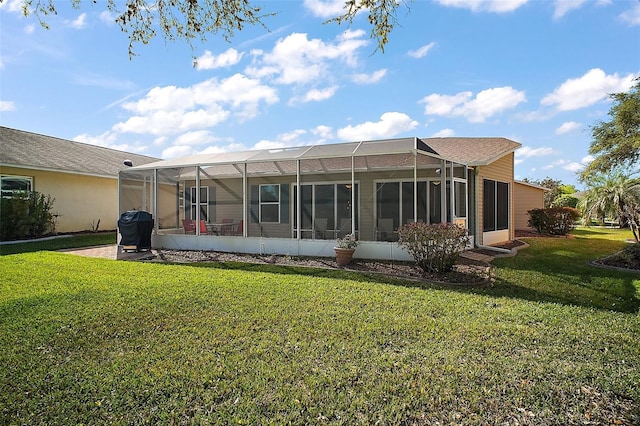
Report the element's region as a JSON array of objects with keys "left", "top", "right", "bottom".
[
  {"left": 190, "top": 187, "right": 209, "bottom": 221},
  {"left": 483, "top": 179, "right": 509, "bottom": 232},
  {"left": 1, "top": 175, "right": 32, "bottom": 198},
  {"left": 260, "top": 184, "right": 280, "bottom": 223}
]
